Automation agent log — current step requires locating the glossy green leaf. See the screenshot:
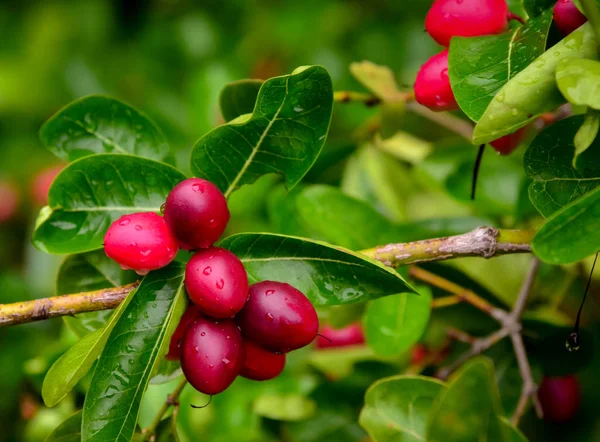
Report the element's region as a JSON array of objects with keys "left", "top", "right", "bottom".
[
  {"left": 473, "top": 23, "right": 598, "bottom": 144},
  {"left": 359, "top": 375, "right": 446, "bottom": 442},
  {"left": 191, "top": 66, "right": 333, "bottom": 198},
  {"left": 574, "top": 109, "right": 600, "bottom": 165},
  {"left": 349, "top": 61, "right": 400, "bottom": 101},
  {"left": 42, "top": 281, "right": 138, "bottom": 407},
  {"left": 33, "top": 154, "right": 186, "bottom": 254},
  {"left": 218, "top": 233, "right": 415, "bottom": 305},
  {"left": 365, "top": 287, "right": 432, "bottom": 357},
  {"left": 525, "top": 116, "right": 600, "bottom": 217},
  {"left": 556, "top": 58, "right": 600, "bottom": 109},
  {"left": 533, "top": 185, "right": 600, "bottom": 264},
  {"left": 57, "top": 251, "right": 137, "bottom": 337},
  {"left": 523, "top": 0, "right": 555, "bottom": 16},
  {"left": 82, "top": 263, "right": 186, "bottom": 442},
  {"left": 40, "top": 95, "right": 172, "bottom": 163},
  {"left": 266, "top": 185, "right": 316, "bottom": 238},
  {"left": 219, "top": 79, "right": 263, "bottom": 122},
  {"left": 449, "top": 9, "right": 552, "bottom": 122},
  {"left": 45, "top": 410, "right": 82, "bottom": 442},
  {"left": 427, "top": 358, "right": 509, "bottom": 442}
]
